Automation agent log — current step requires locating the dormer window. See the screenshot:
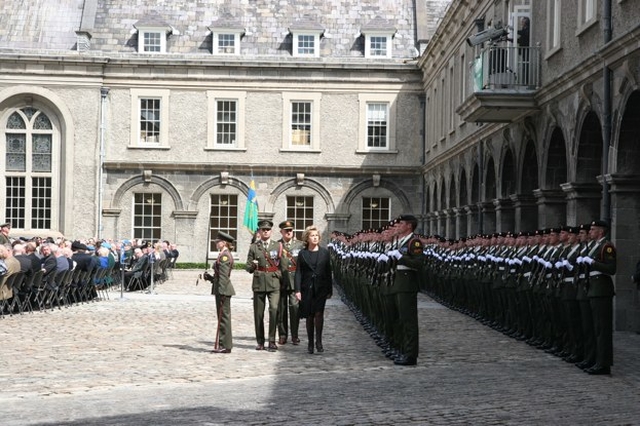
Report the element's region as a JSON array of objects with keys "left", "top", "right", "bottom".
[
  {"left": 209, "top": 17, "right": 245, "bottom": 55},
  {"left": 361, "top": 16, "right": 396, "bottom": 59},
  {"left": 133, "top": 15, "right": 174, "bottom": 54},
  {"left": 289, "top": 18, "right": 324, "bottom": 58}
]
